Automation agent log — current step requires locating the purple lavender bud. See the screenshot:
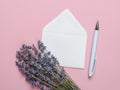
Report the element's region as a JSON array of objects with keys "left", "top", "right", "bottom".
[
  {"left": 25, "top": 75, "right": 30, "bottom": 81},
  {"left": 37, "top": 40, "right": 42, "bottom": 50},
  {"left": 35, "top": 81, "right": 40, "bottom": 86},
  {"left": 51, "top": 55, "right": 59, "bottom": 65},
  {"left": 16, "top": 51, "right": 22, "bottom": 59},
  {"left": 41, "top": 46, "right": 46, "bottom": 53},
  {"left": 48, "top": 81, "right": 55, "bottom": 86},
  {"left": 42, "top": 57, "right": 47, "bottom": 61},
  {"left": 24, "top": 56, "right": 29, "bottom": 61},
  {"left": 41, "top": 58, "right": 47, "bottom": 66},
  {"left": 34, "top": 61, "right": 38, "bottom": 67},
  {"left": 16, "top": 61, "right": 23, "bottom": 68},
  {"left": 32, "top": 44, "right": 38, "bottom": 55},
  {"left": 61, "top": 67, "right": 65, "bottom": 73},
  {"left": 19, "top": 67, "right": 26, "bottom": 73},
  {"left": 29, "top": 61, "right": 34, "bottom": 66},
  {"left": 28, "top": 68, "right": 36, "bottom": 74},
  {"left": 51, "top": 55, "right": 55, "bottom": 59},
  {"left": 37, "top": 64, "right": 42, "bottom": 69},
  {"left": 39, "top": 85, "right": 44, "bottom": 90},
  {"left": 38, "top": 53, "right": 41, "bottom": 58},
  {"left": 32, "top": 80, "right": 37, "bottom": 86},
  {"left": 47, "top": 52, "right": 51, "bottom": 55},
  {"left": 22, "top": 44, "right": 26, "bottom": 49},
  {"left": 29, "top": 80, "right": 35, "bottom": 86},
  {"left": 27, "top": 46, "right": 32, "bottom": 49}
]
